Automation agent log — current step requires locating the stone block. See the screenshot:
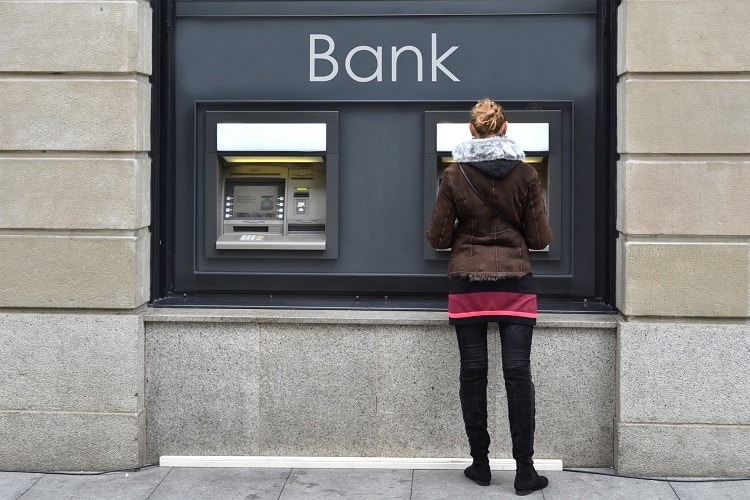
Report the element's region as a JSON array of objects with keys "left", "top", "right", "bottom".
[
  {"left": 0, "top": 313, "right": 144, "bottom": 413},
  {"left": 0, "top": 79, "right": 150, "bottom": 152},
  {"left": 376, "top": 324, "right": 473, "bottom": 458},
  {"left": 523, "top": 327, "right": 616, "bottom": 467},
  {"left": 377, "top": 321, "right": 616, "bottom": 466},
  {"left": 618, "top": 160, "right": 750, "bottom": 236},
  {"left": 0, "top": 231, "right": 150, "bottom": 309},
  {"left": 618, "top": 78, "right": 750, "bottom": 155},
  {"left": 258, "top": 323, "right": 378, "bottom": 456},
  {"left": 0, "top": 0, "right": 151, "bottom": 74},
  {"left": 615, "top": 233, "right": 626, "bottom": 315},
  {"left": 0, "top": 410, "right": 144, "bottom": 472},
  {"left": 0, "top": 156, "right": 150, "bottom": 230},
  {"left": 618, "top": 321, "right": 750, "bottom": 425},
  {"left": 618, "top": 239, "right": 749, "bottom": 317},
  {"left": 618, "top": 0, "right": 750, "bottom": 74},
  {"left": 145, "top": 322, "right": 261, "bottom": 463},
  {"left": 616, "top": 422, "right": 750, "bottom": 477}
]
